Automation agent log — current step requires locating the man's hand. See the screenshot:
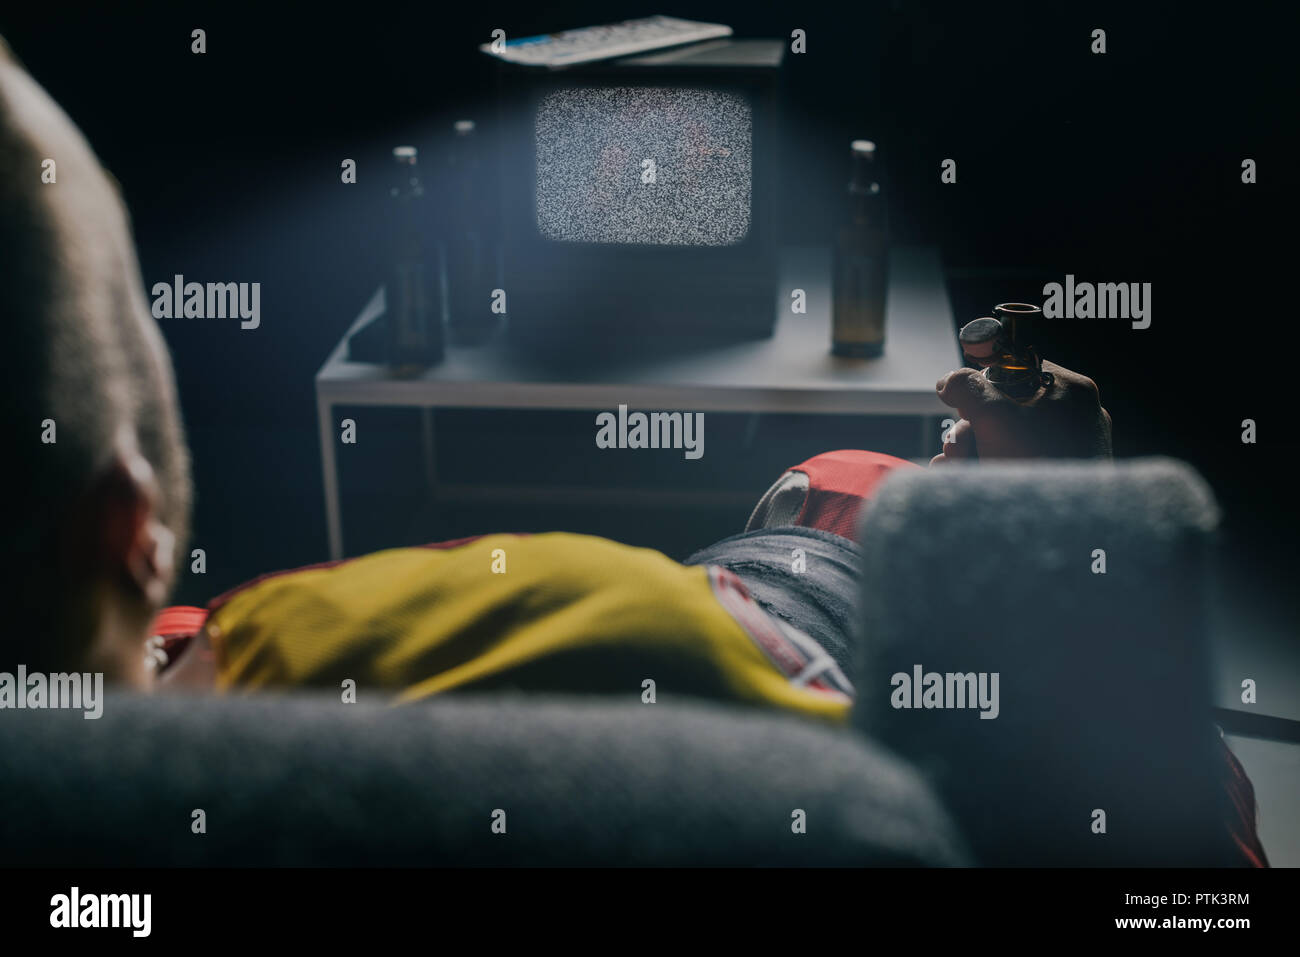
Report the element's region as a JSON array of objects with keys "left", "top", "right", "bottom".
[{"left": 931, "top": 359, "right": 1113, "bottom": 464}]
